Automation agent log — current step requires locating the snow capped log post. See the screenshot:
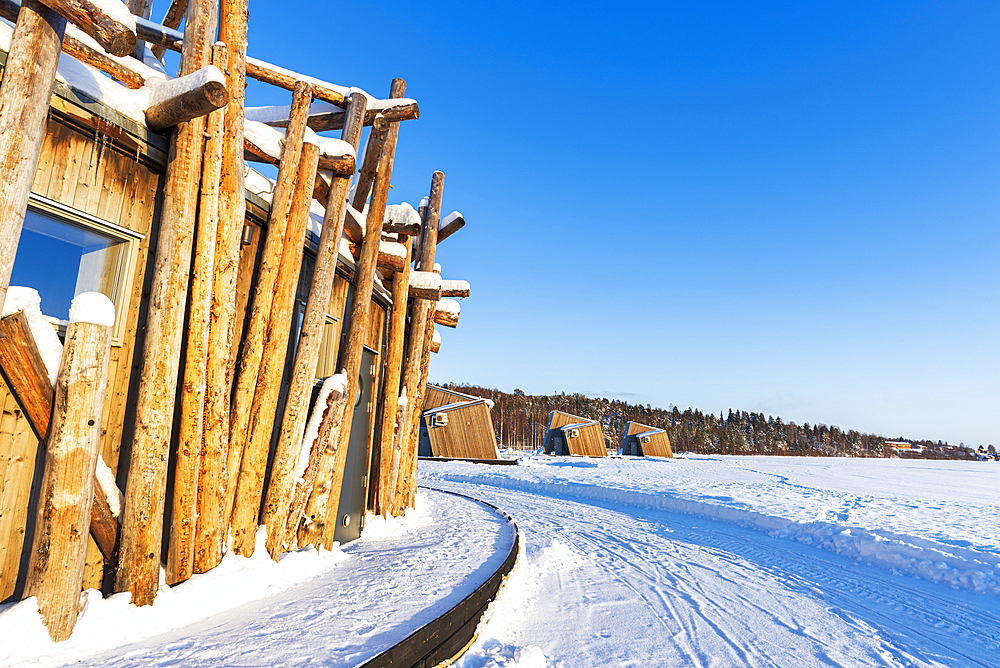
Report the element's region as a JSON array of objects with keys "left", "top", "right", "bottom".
[
  {"left": 115, "top": 0, "right": 216, "bottom": 607},
  {"left": 430, "top": 329, "right": 441, "bottom": 353},
  {"left": 374, "top": 235, "right": 413, "bottom": 516},
  {"left": 229, "top": 138, "right": 321, "bottom": 557},
  {"left": 0, "top": 303, "right": 122, "bottom": 560},
  {"left": 262, "top": 93, "right": 367, "bottom": 560},
  {"left": 318, "top": 78, "right": 407, "bottom": 550},
  {"left": 0, "top": 1, "right": 66, "bottom": 315},
  {"left": 24, "top": 294, "right": 113, "bottom": 642},
  {"left": 37, "top": 0, "right": 137, "bottom": 57},
  {"left": 436, "top": 211, "right": 465, "bottom": 244},
  {"left": 168, "top": 43, "right": 227, "bottom": 586},
  {"left": 195, "top": 0, "right": 247, "bottom": 575},
  {"left": 224, "top": 80, "right": 314, "bottom": 548},
  {"left": 393, "top": 171, "right": 444, "bottom": 515},
  {"left": 145, "top": 65, "right": 229, "bottom": 131}
]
